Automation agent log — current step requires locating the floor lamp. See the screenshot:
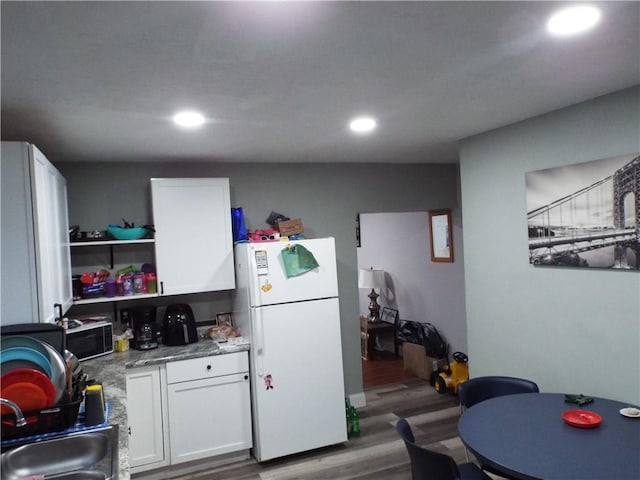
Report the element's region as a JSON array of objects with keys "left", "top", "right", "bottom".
[{"left": 358, "top": 268, "right": 386, "bottom": 321}]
